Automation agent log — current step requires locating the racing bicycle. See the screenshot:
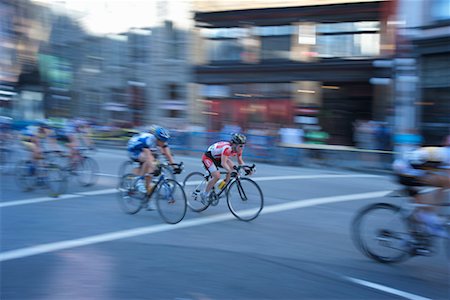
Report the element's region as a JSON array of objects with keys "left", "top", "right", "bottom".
[
  {"left": 117, "top": 162, "right": 187, "bottom": 224},
  {"left": 183, "top": 164, "right": 263, "bottom": 221},
  {"left": 351, "top": 189, "right": 450, "bottom": 263},
  {"left": 15, "top": 157, "right": 67, "bottom": 197}
]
